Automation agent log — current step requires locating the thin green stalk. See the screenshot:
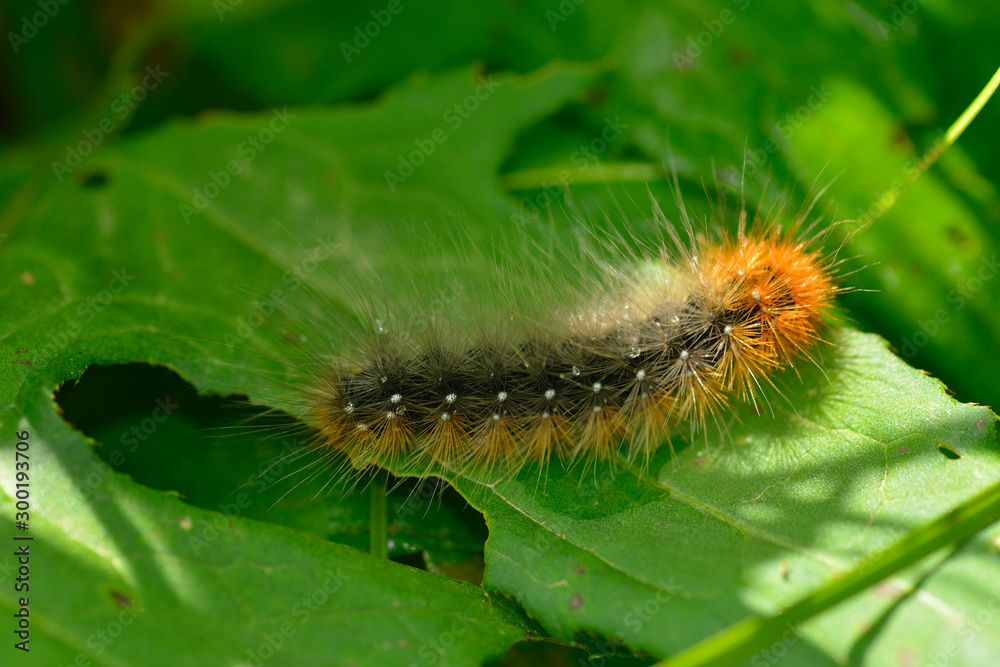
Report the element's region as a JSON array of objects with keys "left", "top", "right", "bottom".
[
  {"left": 369, "top": 473, "right": 389, "bottom": 559},
  {"left": 869, "top": 65, "right": 1000, "bottom": 219},
  {"left": 656, "top": 474, "right": 1000, "bottom": 667}
]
